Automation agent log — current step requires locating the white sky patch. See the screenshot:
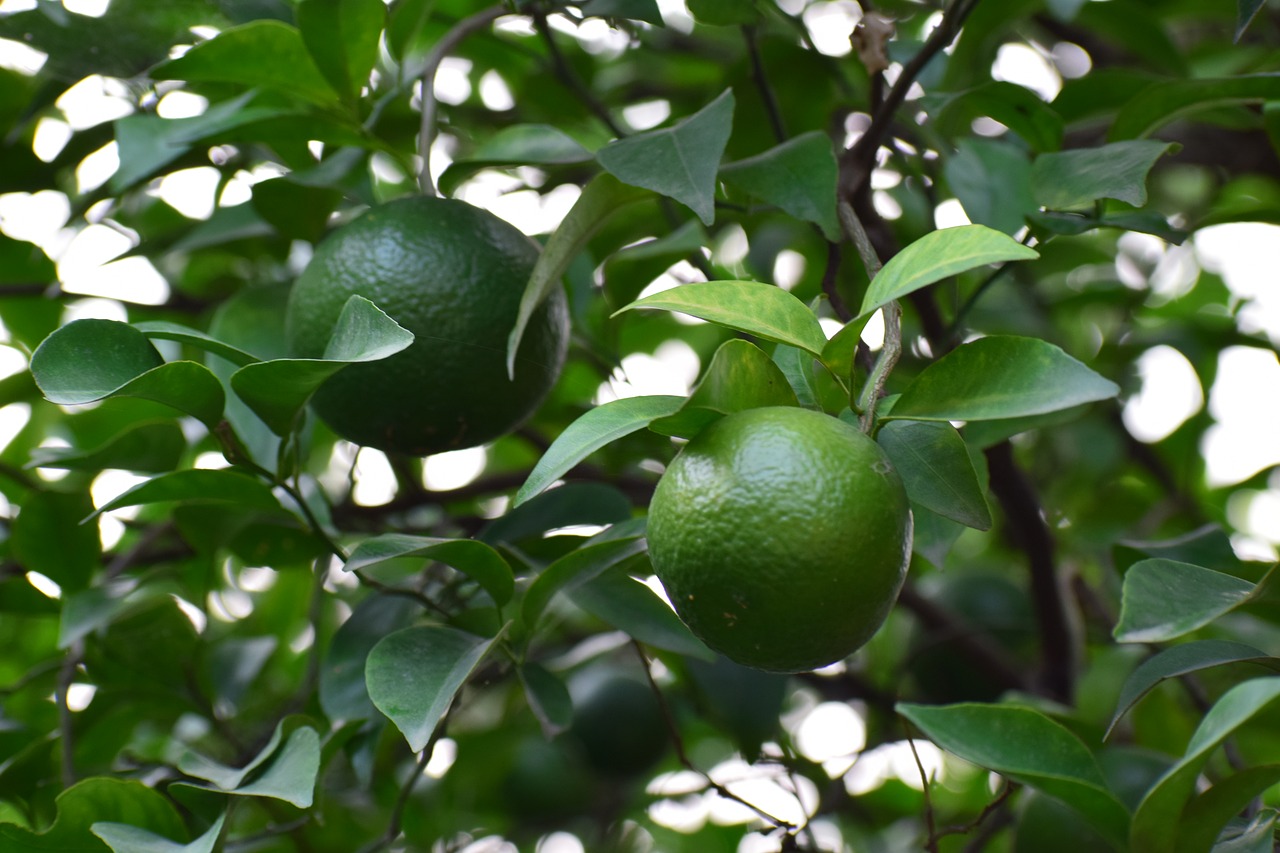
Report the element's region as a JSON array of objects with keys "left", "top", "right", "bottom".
[
  {"left": 0, "top": 345, "right": 27, "bottom": 381},
  {"left": 0, "top": 403, "right": 31, "bottom": 456},
  {"left": 33, "top": 117, "right": 72, "bottom": 162},
  {"left": 432, "top": 57, "right": 472, "bottom": 106},
  {"left": 795, "top": 701, "right": 867, "bottom": 765},
  {"left": 155, "top": 166, "right": 221, "bottom": 219},
  {"left": 861, "top": 308, "right": 885, "bottom": 351},
  {"left": 1202, "top": 346, "right": 1280, "bottom": 487},
  {"left": 478, "top": 69, "right": 515, "bottom": 111},
  {"left": 536, "top": 833, "right": 585, "bottom": 853},
  {"left": 655, "top": 0, "right": 694, "bottom": 33},
  {"left": 803, "top": 1, "right": 861, "bottom": 57},
  {"left": 56, "top": 75, "right": 133, "bottom": 130},
  {"left": 622, "top": 99, "right": 670, "bottom": 132},
  {"left": 1196, "top": 222, "right": 1280, "bottom": 344},
  {"left": 934, "top": 198, "right": 971, "bottom": 229},
  {"left": 1228, "top": 488, "right": 1280, "bottom": 547},
  {"left": 597, "top": 339, "right": 699, "bottom": 403},
  {"left": 76, "top": 141, "right": 119, "bottom": 193},
  {"left": 844, "top": 739, "right": 946, "bottom": 795},
  {"left": 66, "top": 683, "right": 97, "bottom": 712},
  {"left": 0, "top": 190, "right": 71, "bottom": 250},
  {"left": 352, "top": 448, "right": 397, "bottom": 507},
  {"left": 991, "top": 42, "right": 1062, "bottom": 101},
  {"left": 1122, "top": 345, "right": 1204, "bottom": 443},
  {"left": 58, "top": 225, "right": 170, "bottom": 305},
  {"left": 423, "top": 446, "right": 487, "bottom": 492},
  {"left": 27, "top": 570, "right": 61, "bottom": 600},
  {"left": 706, "top": 758, "right": 818, "bottom": 827},
  {"left": 63, "top": 0, "right": 110, "bottom": 16},
  {"left": 156, "top": 90, "right": 209, "bottom": 119},
  {"left": 0, "top": 34, "right": 48, "bottom": 75},
  {"left": 773, "top": 249, "right": 806, "bottom": 290}
]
